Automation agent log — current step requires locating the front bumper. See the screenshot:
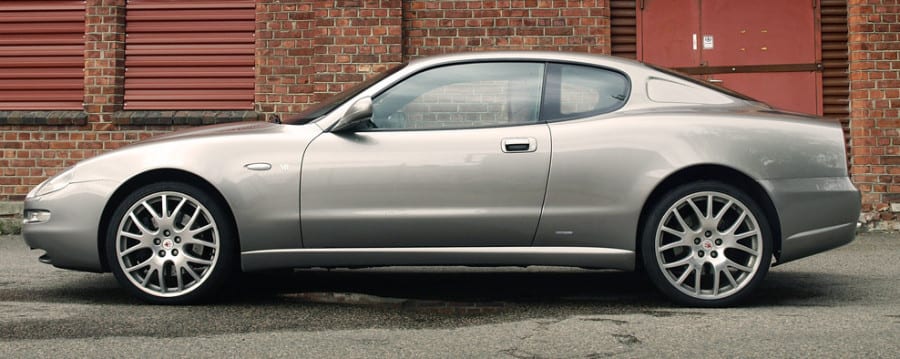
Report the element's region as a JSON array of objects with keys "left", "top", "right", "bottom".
[
  {"left": 23, "top": 180, "right": 117, "bottom": 272},
  {"left": 761, "top": 176, "right": 861, "bottom": 264}
]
